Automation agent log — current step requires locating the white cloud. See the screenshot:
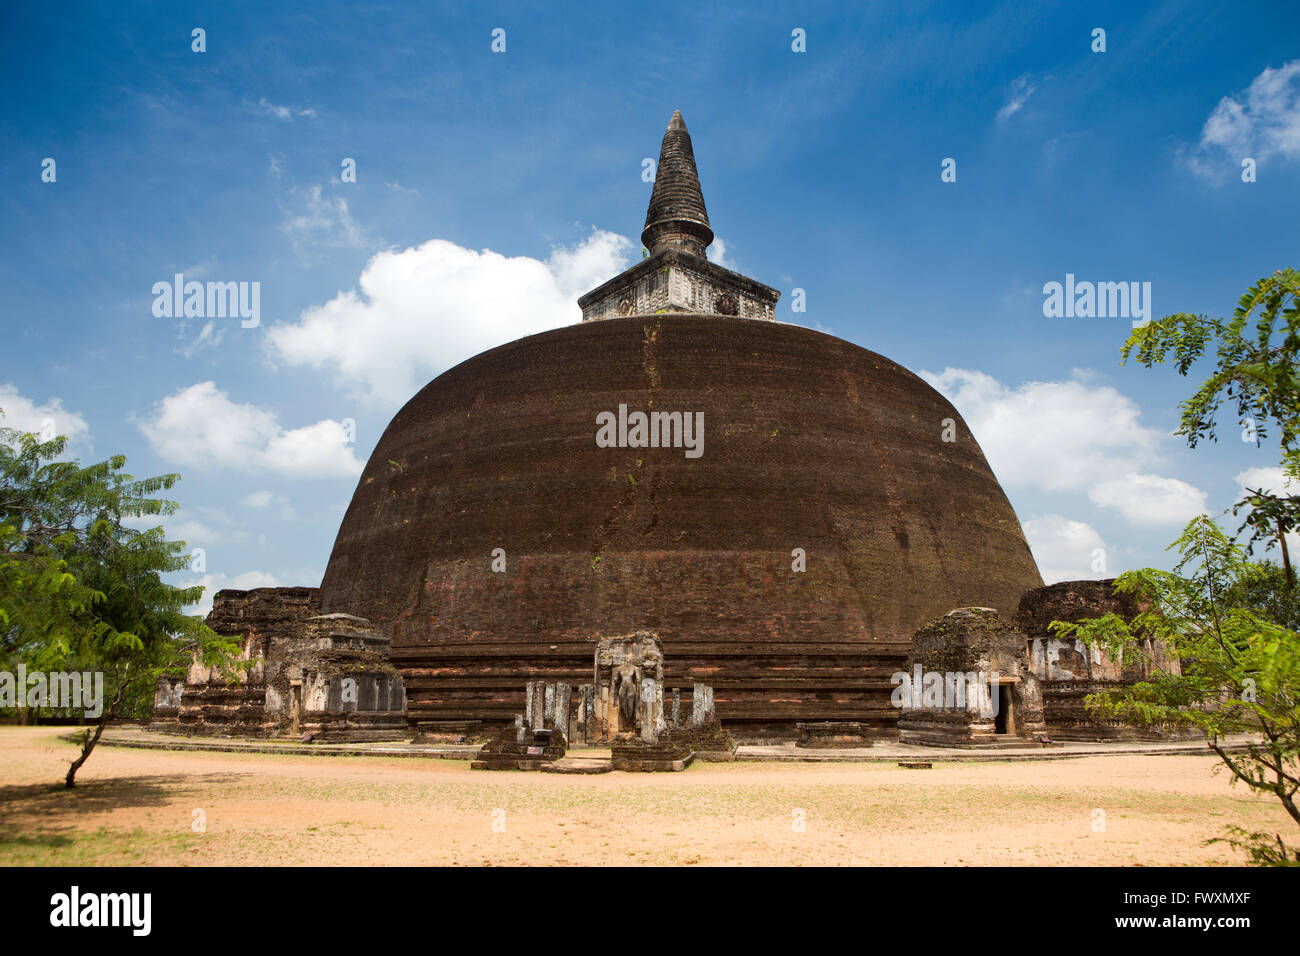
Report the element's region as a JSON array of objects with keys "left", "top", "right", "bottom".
[
  {"left": 163, "top": 513, "right": 220, "bottom": 544},
  {"left": 996, "top": 73, "right": 1036, "bottom": 122},
  {"left": 0, "top": 384, "right": 91, "bottom": 453},
  {"left": 137, "top": 381, "right": 363, "bottom": 478},
  {"left": 920, "top": 368, "right": 1165, "bottom": 491},
  {"left": 124, "top": 505, "right": 252, "bottom": 547},
  {"left": 1023, "top": 514, "right": 1107, "bottom": 584},
  {"left": 1235, "top": 465, "right": 1298, "bottom": 497},
  {"left": 1188, "top": 60, "right": 1300, "bottom": 179},
  {"left": 253, "top": 97, "right": 317, "bottom": 121},
  {"left": 241, "top": 490, "right": 295, "bottom": 519},
  {"left": 922, "top": 367, "right": 1208, "bottom": 528},
  {"left": 279, "top": 184, "right": 370, "bottom": 257},
  {"left": 1088, "top": 472, "right": 1208, "bottom": 526},
  {"left": 266, "top": 228, "right": 633, "bottom": 408},
  {"left": 179, "top": 319, "right": 226, "bottom": 358},
  {"left": 183, "top": 570, "right": 283, "bottom": 618},
  {"left": 546, "top": 228, "right": 632, "bottom": 297},
  {"left": 707, "top": 237, "right": 735, "bottom": 270}
]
